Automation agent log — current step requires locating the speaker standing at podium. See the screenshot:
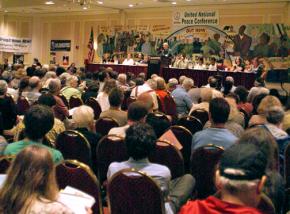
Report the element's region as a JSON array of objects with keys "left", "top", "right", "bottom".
[{"left": 160, "top": 42, "right": 173, "bottom": 68}]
